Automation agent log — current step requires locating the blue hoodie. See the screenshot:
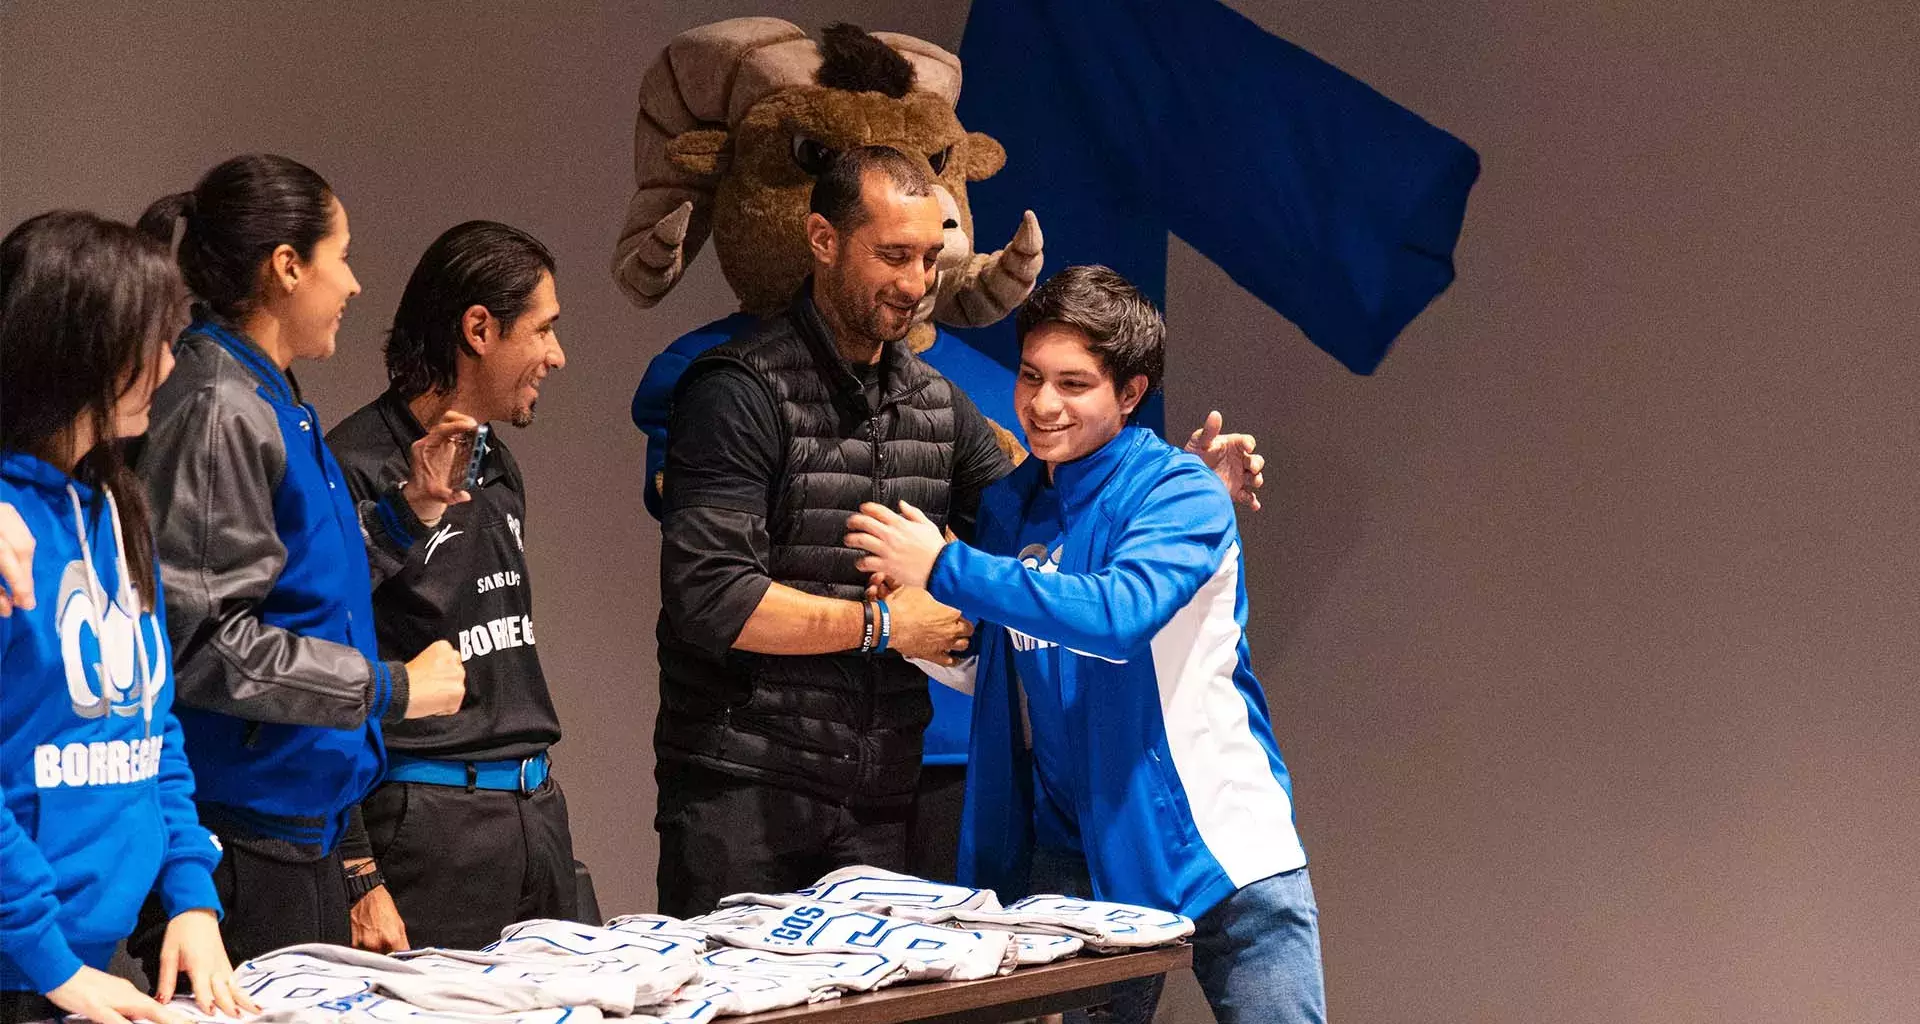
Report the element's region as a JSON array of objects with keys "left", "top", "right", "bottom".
[
  {"left": 938, "top": 427, "right": 1306, "bottom": 920},
  {"left": 0, "top": 452, "right": 222, "bottom": 994}
]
